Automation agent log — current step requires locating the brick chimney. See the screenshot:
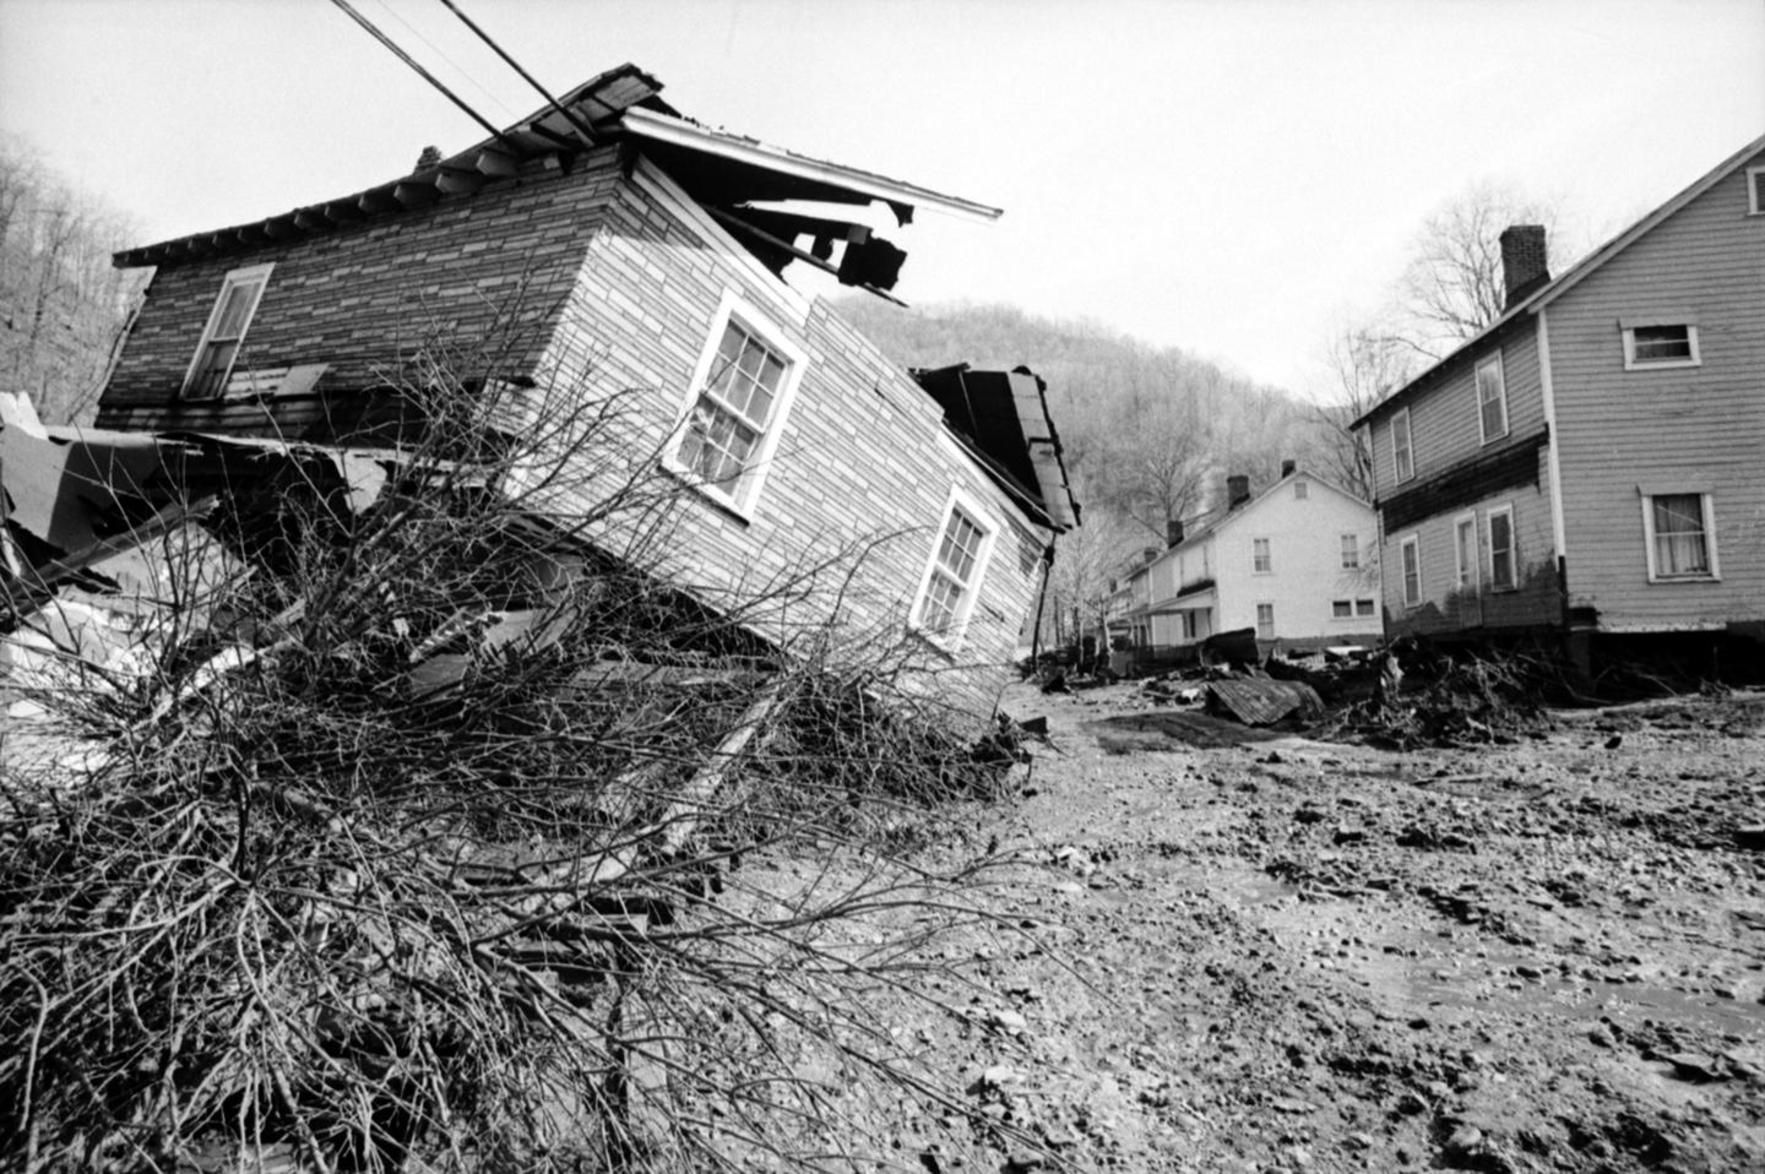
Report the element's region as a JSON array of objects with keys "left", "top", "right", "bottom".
[
  {"left": 1280, "top": 459, "right": 1297, "bottom": 478},
  {"left": 1227, "top": 474, "right": 1251, "bottom": 510},
  {"left": 1166, "top": 518, "right": 1185, "bottom": 547},
  {"left": 1499, "top": 225, "right": 1550, "bottom": 308}
]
